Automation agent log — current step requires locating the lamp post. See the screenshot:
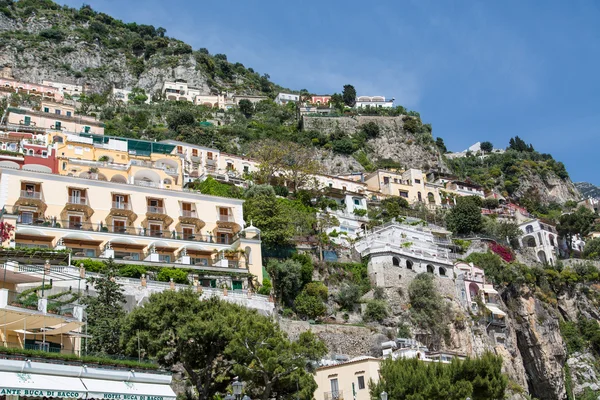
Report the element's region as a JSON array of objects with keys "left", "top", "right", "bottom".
[
  {"left": 380, "top": 392, "right": 388, "bottom": 400},
  {"left": 232, "top": 379, "right": 244, "bottom": 400}
]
